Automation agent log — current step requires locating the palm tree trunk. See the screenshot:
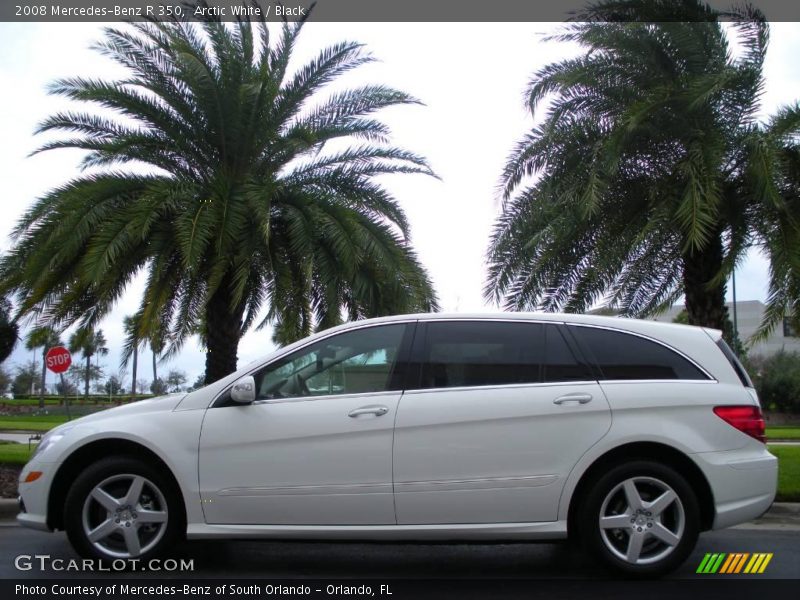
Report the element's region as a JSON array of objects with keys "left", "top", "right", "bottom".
[
  {"left": 152, "top": 349, "right": 157, "bottom": 387},
  {"left": 39, "top": 351, "right": 47, "bottom": 409},
  {"left": 682, "top": 230, "right": 733, "bottom": 341},
  {"left": 204, "top": 277, "right": 245, "bottom": 385},
  {"left": 60, "top": 373, "right": 71, "bottom": 420},
  {"left": 131, "top": 346, "right": 138, "bottom": 398},
  {"left": 84, "top": 355, "right": 90, "bottom": 401}
]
